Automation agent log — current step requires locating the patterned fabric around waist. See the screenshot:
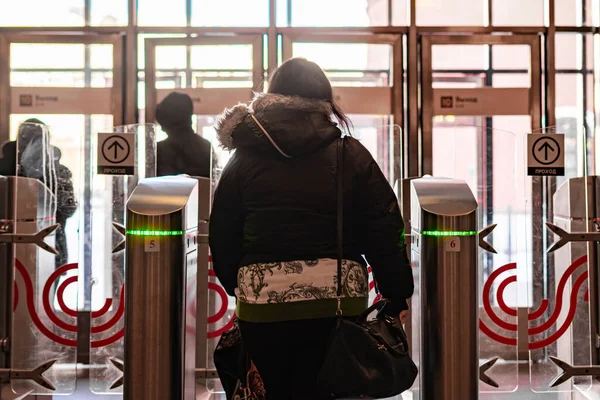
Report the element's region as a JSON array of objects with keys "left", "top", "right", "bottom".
[{"left": 236, "top": 258, "right": 369, "bottom": 304}]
